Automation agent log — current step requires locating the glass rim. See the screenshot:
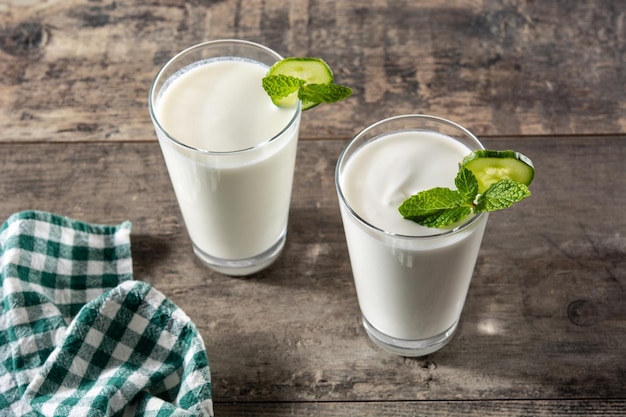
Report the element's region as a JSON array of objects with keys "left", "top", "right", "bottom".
[
  {"left": 335, "top": 114, "right": 487, "bottom": 240},
  {"left": 148, "top": 39, "right": 302, "bottom": 156}
]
